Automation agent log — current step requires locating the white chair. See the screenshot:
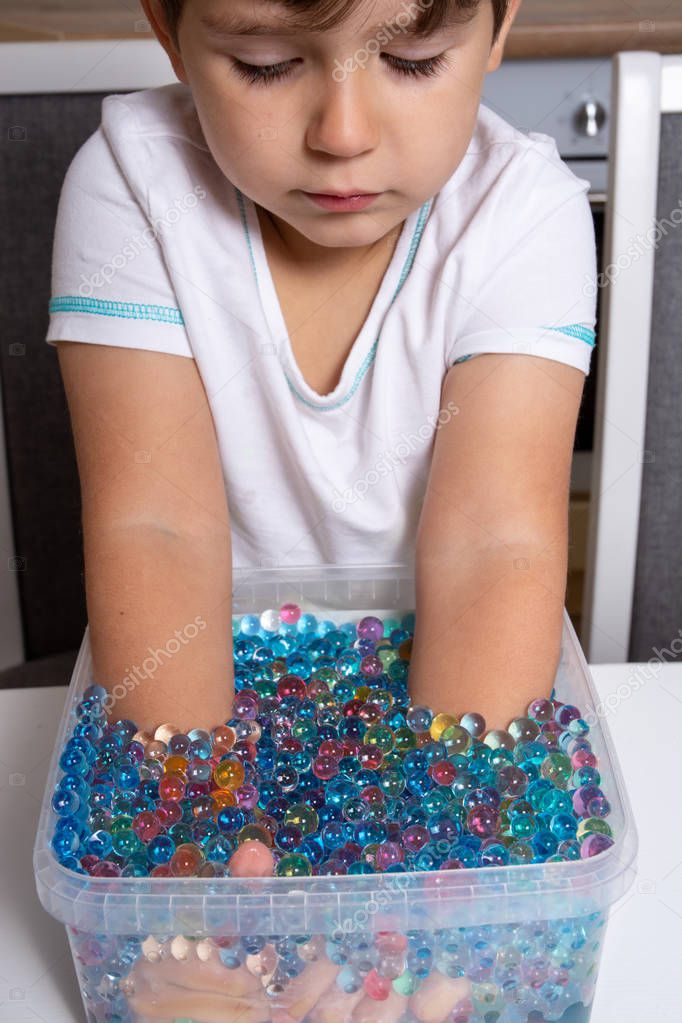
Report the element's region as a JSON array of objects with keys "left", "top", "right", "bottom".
[{"left": 582, "top": 52, "right": 682, "bottom": 663}]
